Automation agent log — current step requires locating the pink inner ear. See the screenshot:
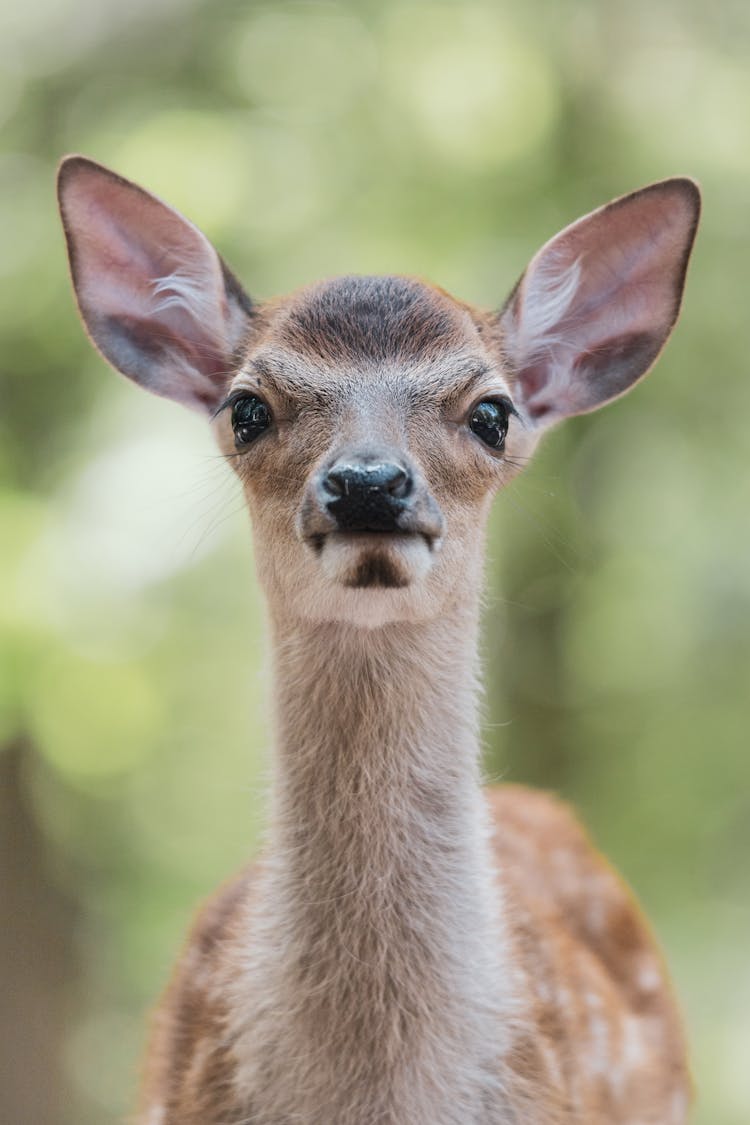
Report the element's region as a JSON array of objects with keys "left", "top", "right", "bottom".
[
  {"left": 59, "top": 158, "right": 247, "bottom": 410},
  {"left": 504, "top": 180, "right": 699, "bottom": 425},
  {"left": 72, "top": 174, "right": 227, "bottom": 348}
]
